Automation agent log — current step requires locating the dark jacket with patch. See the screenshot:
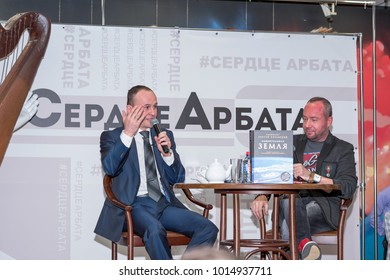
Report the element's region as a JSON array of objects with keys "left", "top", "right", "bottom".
[{"left": 294, "top": 133, "right": 358, "bottom": 229}]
